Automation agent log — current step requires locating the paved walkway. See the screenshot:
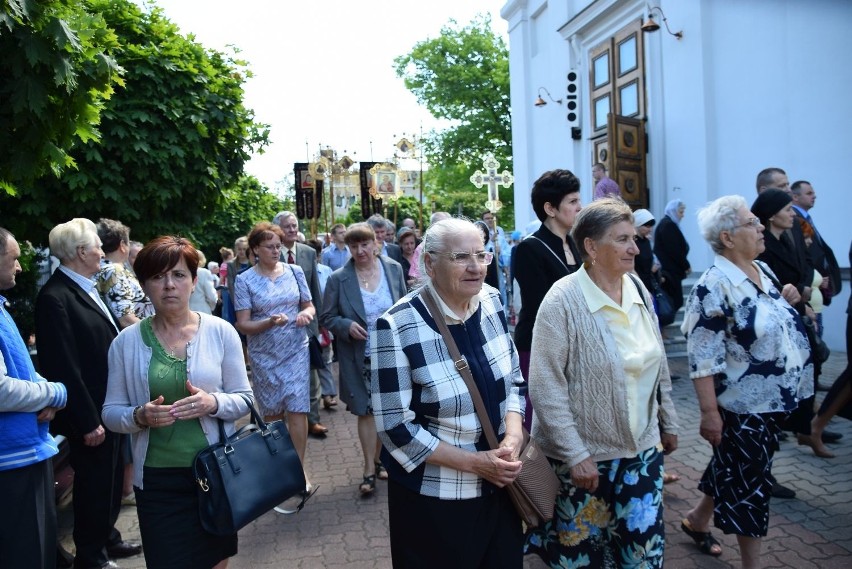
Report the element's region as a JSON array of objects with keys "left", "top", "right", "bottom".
[{"left": 60, "top": 352, "right": 852, "bottom": 568}]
